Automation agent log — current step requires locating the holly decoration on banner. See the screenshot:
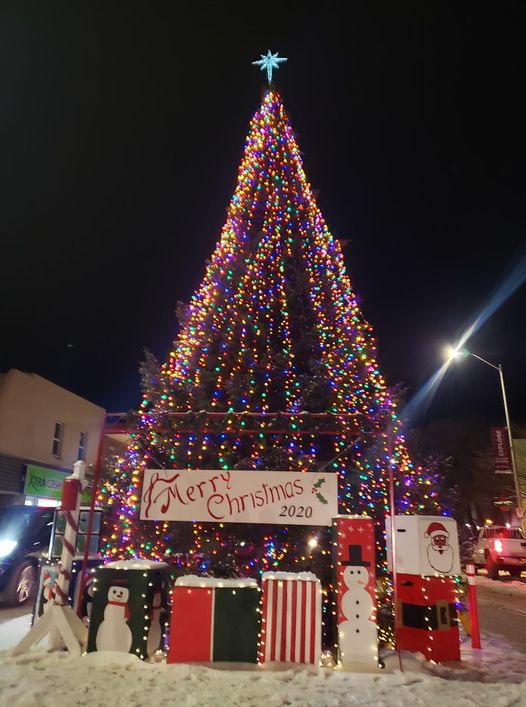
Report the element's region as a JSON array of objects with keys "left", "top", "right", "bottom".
[{"left": 312, "top": 478, "right": 328, "bottom": 505}]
